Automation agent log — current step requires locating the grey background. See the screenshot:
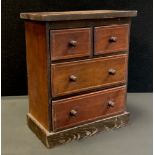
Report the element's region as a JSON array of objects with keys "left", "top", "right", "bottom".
[
  {"left": 2, "top": 93, "right": 153, "bottom": 154},
  {"left": 2, "top": 0, "right": 153, "bottom": 96}
]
